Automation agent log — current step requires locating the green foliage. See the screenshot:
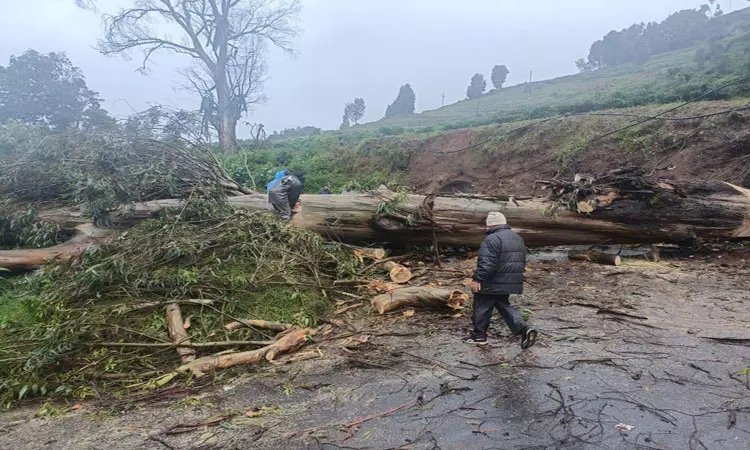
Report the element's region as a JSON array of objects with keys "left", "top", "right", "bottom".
[
  {"left": 344, "top": 98, "right": 366, "bottom": 125},
  {"left": 0, "top": 203, "right": 67, "bottom": 250},
  {"left": 377, "top": 126, "right": 405, "bottom": 136},
  {"left": 268, "top": 126, "right": 322, "bottom": 141},
  {"left": 0, "top": 206, "right": 360, "bottom": 407},
  {"left": 491, "top": 65, "right": 510, "bottom": 90},
  {"left": 384, "top": 84, "right": 416, "bottom": 118},
  {"left": 557, "top": 137, "right": 591, "bottom": 172},
  {"left": 615, "top": 121, "right": 663, "bottom": 155},
  {"left": 0, "top": 50, "right": 115, "bottom": 132},
  {"left": 0, "top": 117, "right": 242, "bottom": 225},
  {"left": 582, "top": 6, "right": 718, "bottom": 69},
  {"left": 222, "top": 134, "right": 412, "bottom": 194},
  {"left": 467, "top": 73, "right": 487, "bottom": 99},
  {"left": 376, "top": 190, "right": 409, "bottom": 215}
]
